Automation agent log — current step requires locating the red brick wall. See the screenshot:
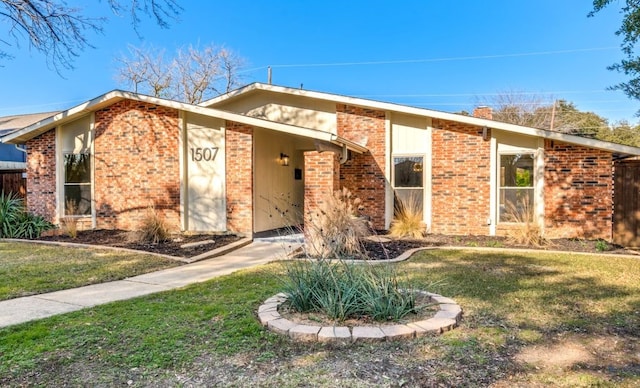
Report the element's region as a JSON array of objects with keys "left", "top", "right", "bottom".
[
  {"left": 544, "top": 140, "right": 613, "bottom": 239},
  {"left": 94, "top": 100, "right": 181, "bottom": 230},
  {"left": 225, "top": 121, "right": 253, "bottom": 234},
  {"left": 25, "top": 130, "right": 57, "bottom": 221},
  {"left": 304, "top": 150, "right": 340, "bottom": 221},
  {"left": 431, "top": 120, "right": 491, "bottom": 235},
  {"left": 336, "top": 104, "right": 387, "bottom": 228}
]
